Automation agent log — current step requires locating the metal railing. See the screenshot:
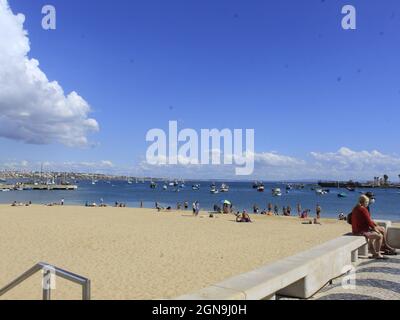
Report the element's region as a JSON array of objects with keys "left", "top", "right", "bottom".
[{"left": 0, "top": 262, "right": 91, "bottom": 300}]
